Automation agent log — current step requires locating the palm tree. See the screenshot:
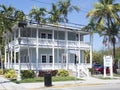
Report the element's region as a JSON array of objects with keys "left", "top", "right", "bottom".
[
  {"left": 48, "top": 3, "right": 63, "bottom": 24},
  {"left": 86, "top": 0, "right": 120, "bottom": 58},
  {"left": 58, "top": 0, "right": 79, "bottom": 23},
  {"left": 29, "top": 6, "right": 46, "bottom": 24},
  {"left": 0, "top": 4, "right": 15, "bottom": 32},
  {"left": 14, "top": 10, "right": 26, "bottom": 21}
]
